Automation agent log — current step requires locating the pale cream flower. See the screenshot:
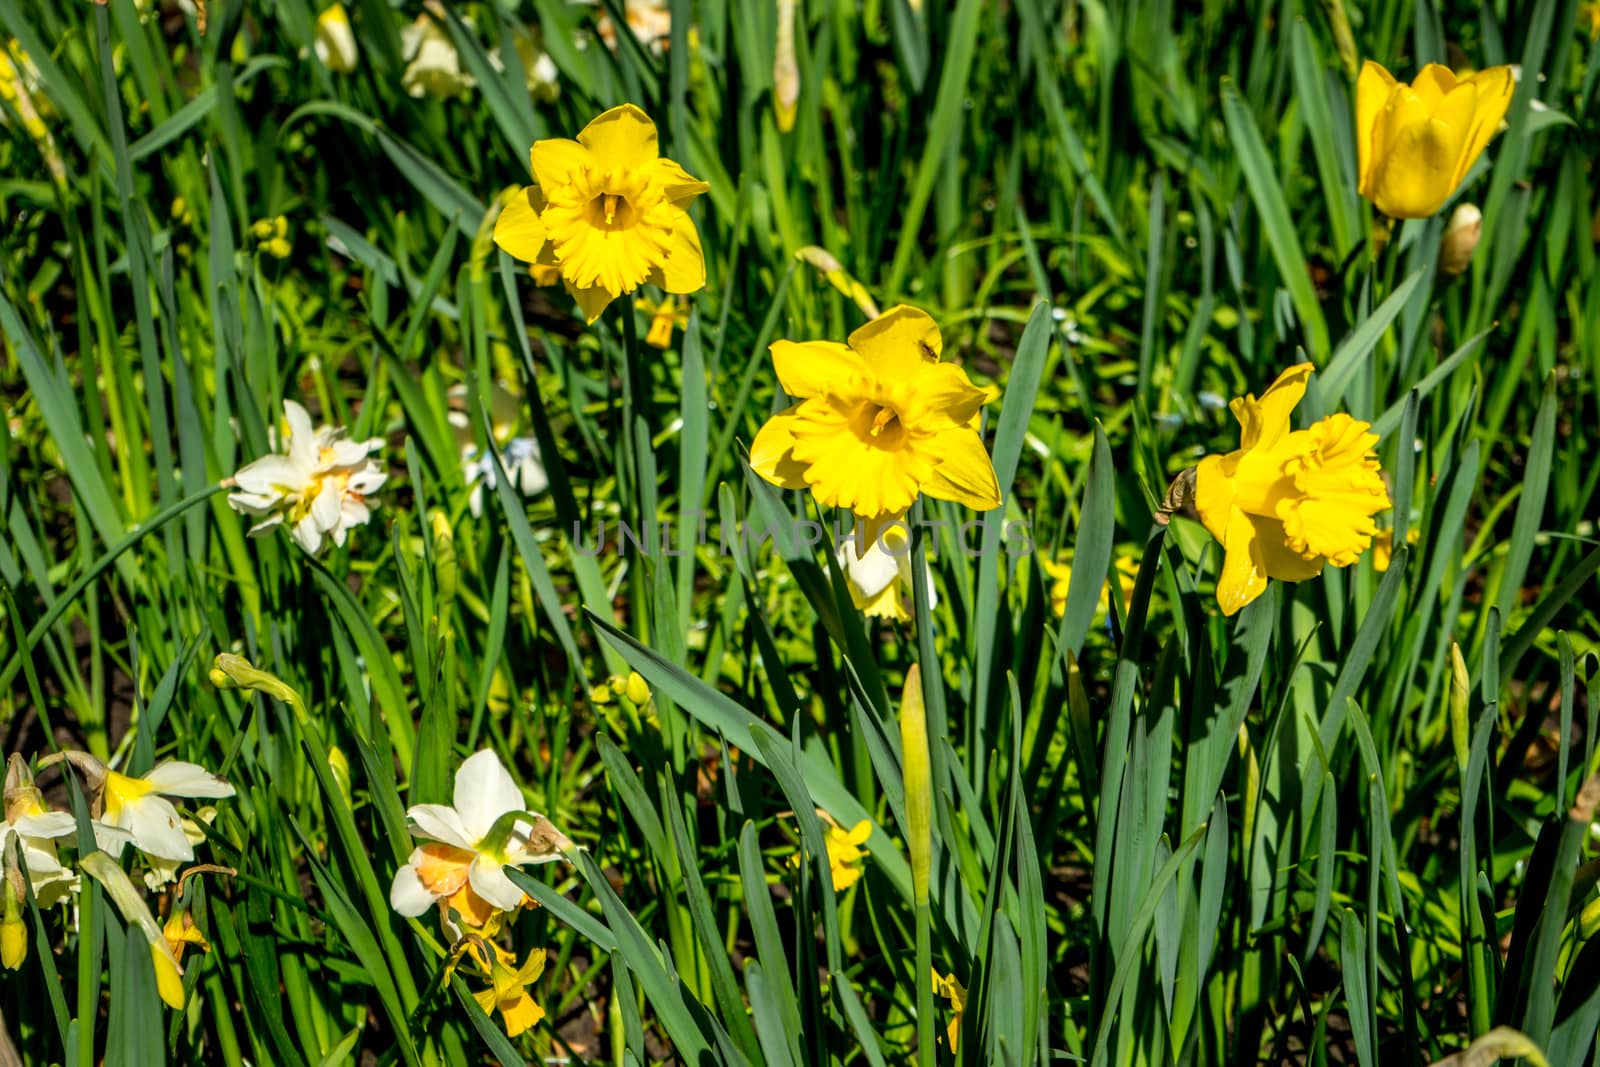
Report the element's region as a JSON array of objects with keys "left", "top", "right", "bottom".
[
  {"left": 227, "top": 400, "right": 387, "bottom": 555},
  {"left": 314, "top": 5, "right": 359, "bottom": 74},
  {"left": 401, "top": 9, "right": 474, "bottom": 99},
  {"left": 448, "top": 384, "right": 547, "bottom": 518},
  {"left": 596, "top": 0, "right": 672, "bottom": 55},
  {"left": 834, "top": 525, "right": 935, "bottom": 623},
  {"left": 100, "top": 762, "right": 235, "bottom": 864}
]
